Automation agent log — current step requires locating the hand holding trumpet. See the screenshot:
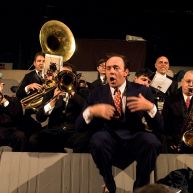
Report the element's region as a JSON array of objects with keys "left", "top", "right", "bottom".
[{"left": 27, "top": 83, "right": 43, "bottom": 92}]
